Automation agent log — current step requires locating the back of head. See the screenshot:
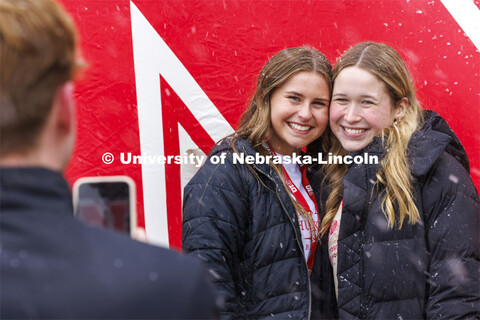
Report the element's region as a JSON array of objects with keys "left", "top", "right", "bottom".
[
  {"left": 236, "top": 46, "right": 332, "bottom": 150},
  {"left": 0, "top": 0, "right": 77, "bottom": 156}
]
